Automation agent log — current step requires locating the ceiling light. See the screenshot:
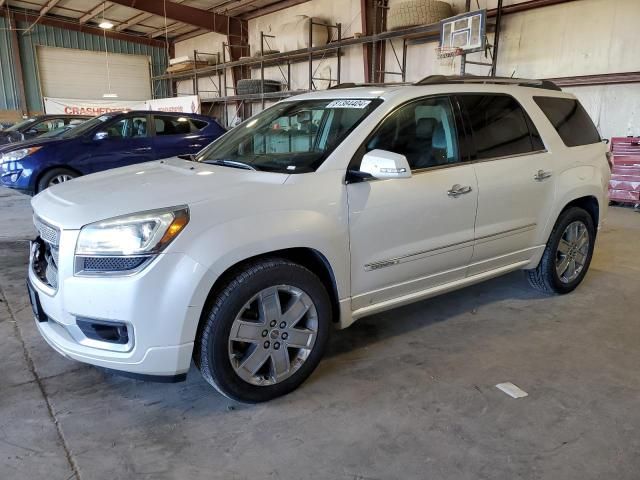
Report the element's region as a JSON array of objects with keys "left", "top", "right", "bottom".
[
  {"left": 102, "top": 93, "right": 118, "bottom": 98},
  {"left": 99, "top": 21, "right": 114, "bottom": 29}
]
